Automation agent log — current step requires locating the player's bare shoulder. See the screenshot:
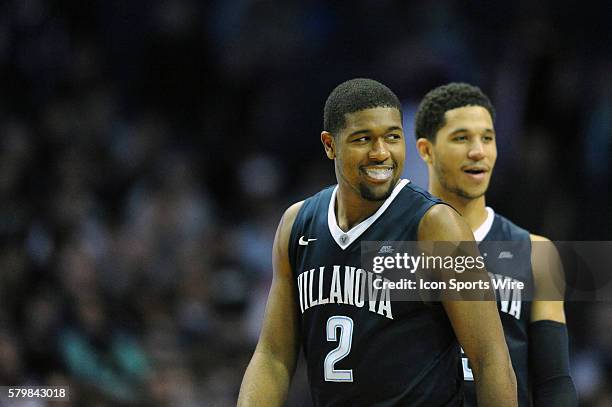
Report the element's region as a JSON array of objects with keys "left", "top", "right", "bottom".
[
  {"left": 529, "top": 233, "right": 559, "bottom": 277},
  {"left": 530, "top": 233, "right": 551, "bottom": 243},
  {"left": 279, "top": 201, "right": 304, "bottom": 239},
  {"left": 273, "top": 201, "right": 305, "bottom": 262},
  {"left": 417, "top": 203, "right": 470, "bottom": 241},
  {"left": 529, "top": 233, "right": 566, "bottom": 302}
]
